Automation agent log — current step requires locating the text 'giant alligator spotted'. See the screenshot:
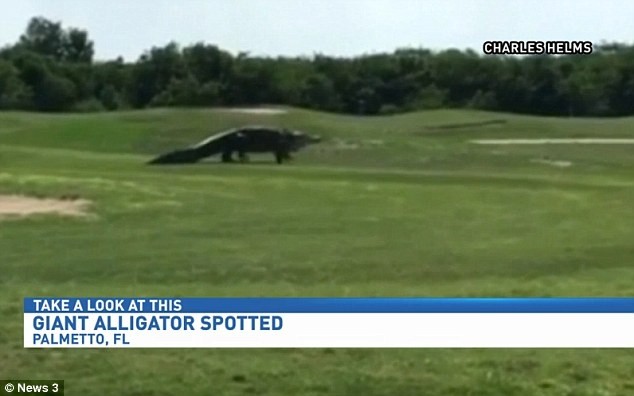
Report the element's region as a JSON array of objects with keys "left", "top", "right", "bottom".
[{"left": 148, "top": 126, "right": 322, "bottom": 165}]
